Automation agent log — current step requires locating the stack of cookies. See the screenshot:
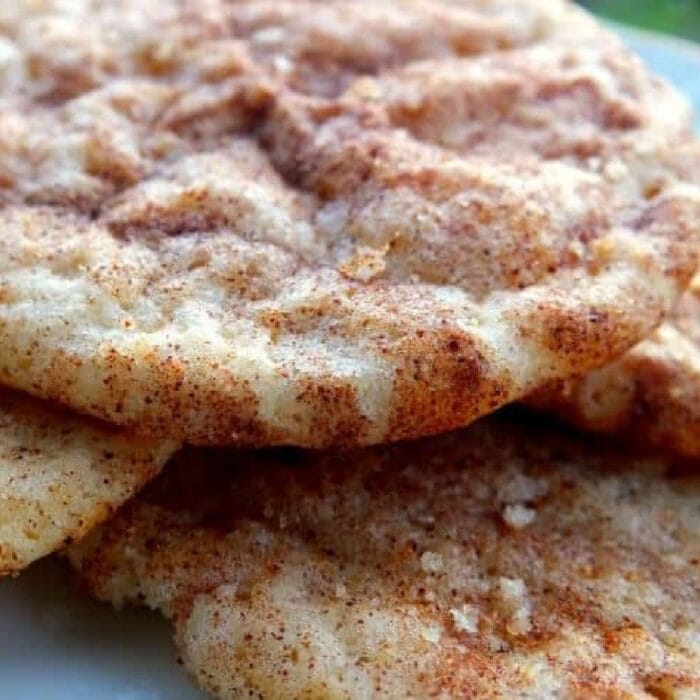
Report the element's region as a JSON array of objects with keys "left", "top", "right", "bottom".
[{"left": 0, "top": 1, "right": 698, "bottom": 696}]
